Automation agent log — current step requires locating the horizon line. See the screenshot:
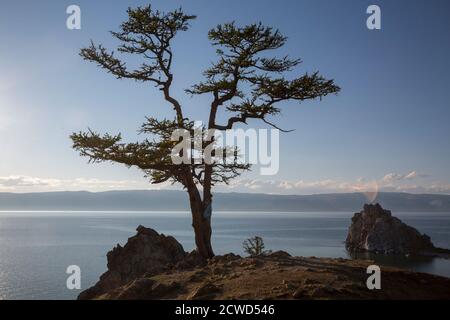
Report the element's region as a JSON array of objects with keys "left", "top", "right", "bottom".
[{"left": 1, "top": 189, "right": 450, "bottom": 197}]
